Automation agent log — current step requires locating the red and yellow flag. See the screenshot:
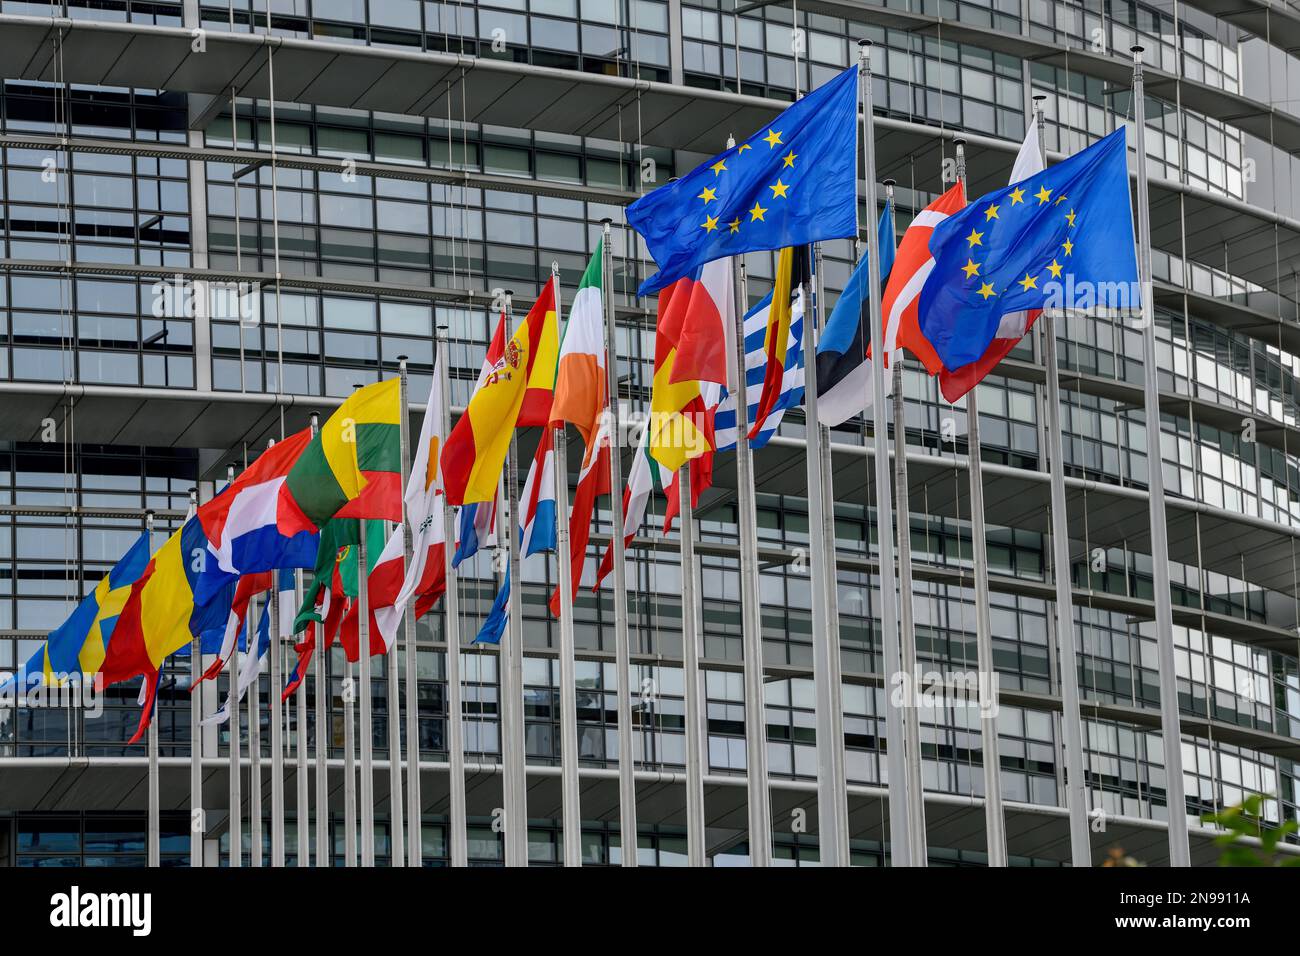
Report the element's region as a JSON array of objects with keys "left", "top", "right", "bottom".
[{"left": 443, "top": 284, "right": 559, "bottom": 504}]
